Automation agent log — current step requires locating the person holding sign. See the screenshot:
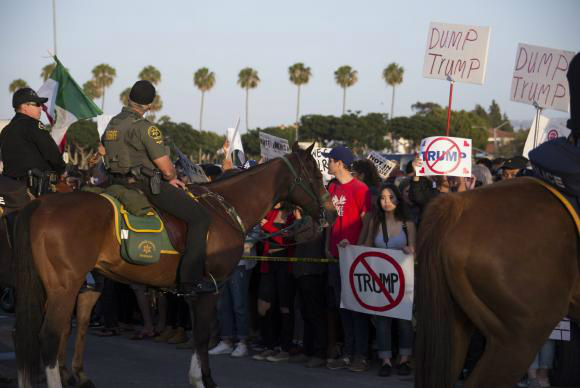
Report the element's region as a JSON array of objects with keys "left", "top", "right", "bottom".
[
  {"left": 358, "top": 183, "right": 416, "bottom": 377},
  {"left": 323, "top": 146, "right": 372, "bottom": 372}
]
